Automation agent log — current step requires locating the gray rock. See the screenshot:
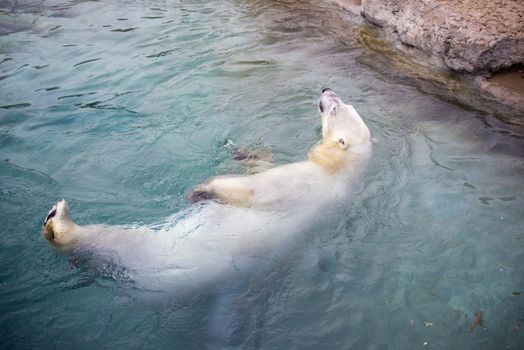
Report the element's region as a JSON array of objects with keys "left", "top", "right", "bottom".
[{"left": 360, "top": 0, "right": 524, "bottom": 72}]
